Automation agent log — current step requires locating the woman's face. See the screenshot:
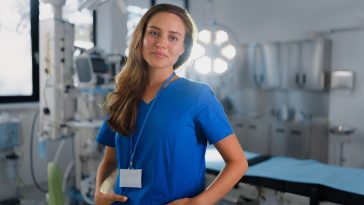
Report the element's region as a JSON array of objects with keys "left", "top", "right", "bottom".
[{"left": 142, "top": 12, "right": 185, "bottom": 71}]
